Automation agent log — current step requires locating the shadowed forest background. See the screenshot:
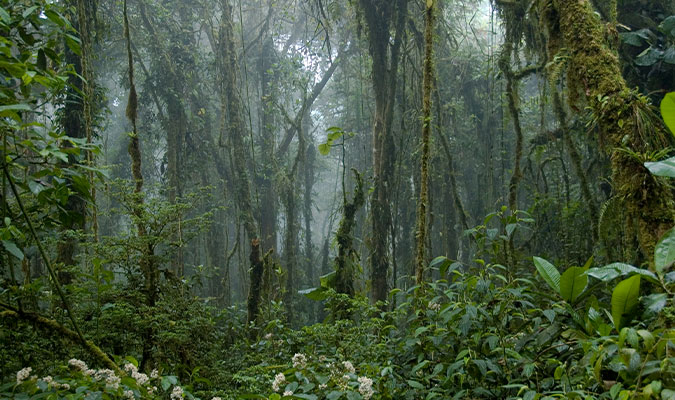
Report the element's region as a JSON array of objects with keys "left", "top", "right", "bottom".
[{"left": 1, "top": 0, "right": 674, "bottom": 399}]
